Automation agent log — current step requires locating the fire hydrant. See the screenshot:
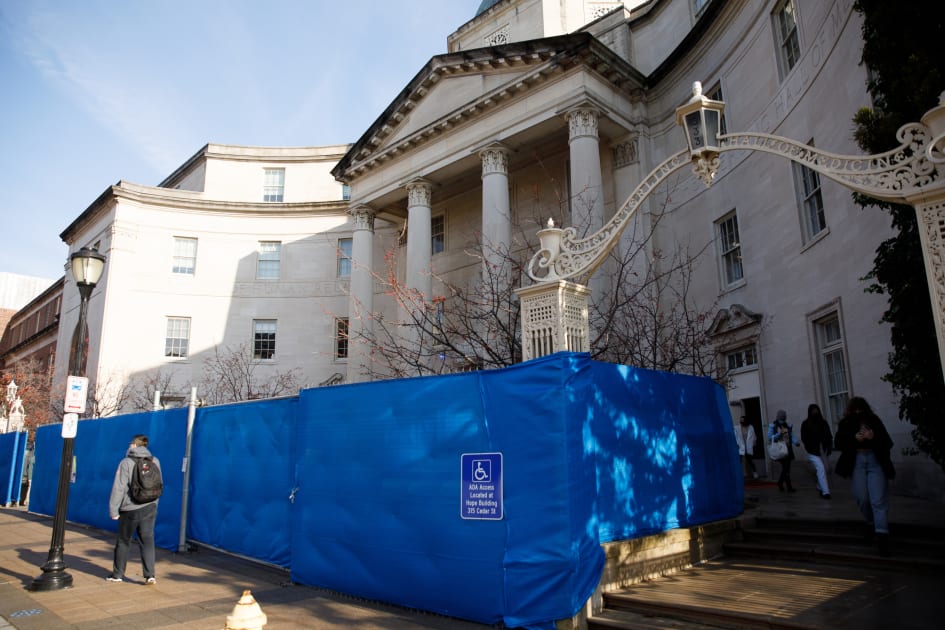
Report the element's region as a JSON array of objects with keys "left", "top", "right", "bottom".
[{"left": 225, "top": 590, "right": 267, "bottom": 629}]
